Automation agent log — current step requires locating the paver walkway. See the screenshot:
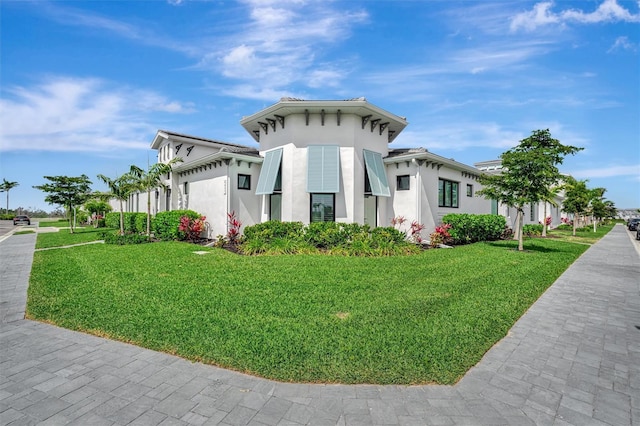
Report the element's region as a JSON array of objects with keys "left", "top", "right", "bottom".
[{"left": 1, "top": 226, "right": 638, "bottom": 425}]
